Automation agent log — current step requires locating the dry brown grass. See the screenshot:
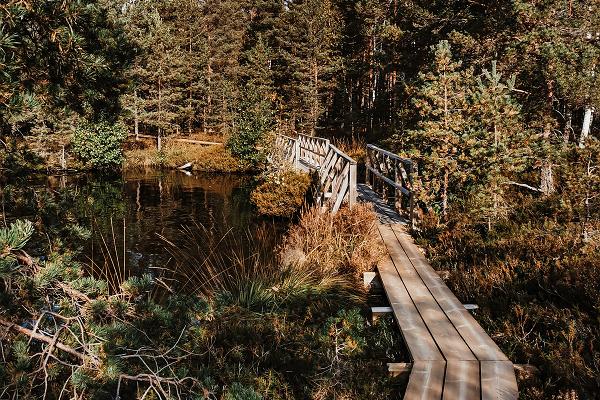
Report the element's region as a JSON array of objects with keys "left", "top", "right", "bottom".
[
  {"left": 123, "top": 141, "right": 251, "bottom": 172},
  {"left": 334, "top": 137, "right": 367, "bottom": 164},
  {"left": 280, "top": 203, "right": 384, "bottom": 279}
]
